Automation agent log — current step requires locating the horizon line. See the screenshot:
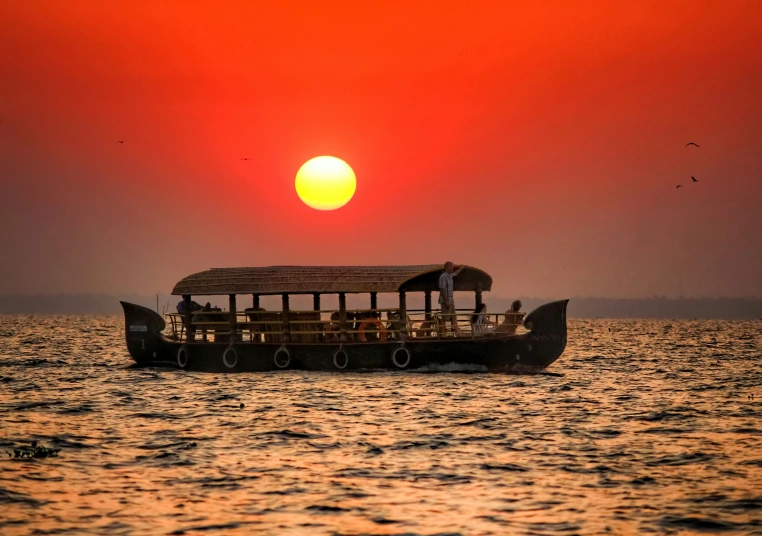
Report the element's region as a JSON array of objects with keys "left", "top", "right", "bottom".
[{"left": 1, "top": 292, "right": 761, "bottom": 301}]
